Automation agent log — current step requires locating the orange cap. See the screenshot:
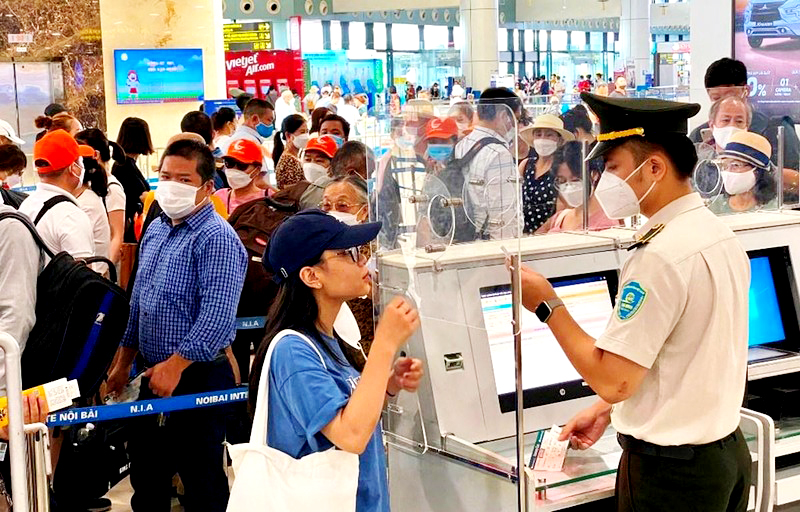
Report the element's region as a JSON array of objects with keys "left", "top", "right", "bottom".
[
  {"left": 34, "top": 129, "right": 94, "bottom": 174},
  {"left": 225, "top": 138, "right": 263, "bottom": 164},
  {"left": 425, "top": 117, "right": 459, "bottom": 140},
  {"left": 305, "top": 135, "right": 338, "bottom": 159}
]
